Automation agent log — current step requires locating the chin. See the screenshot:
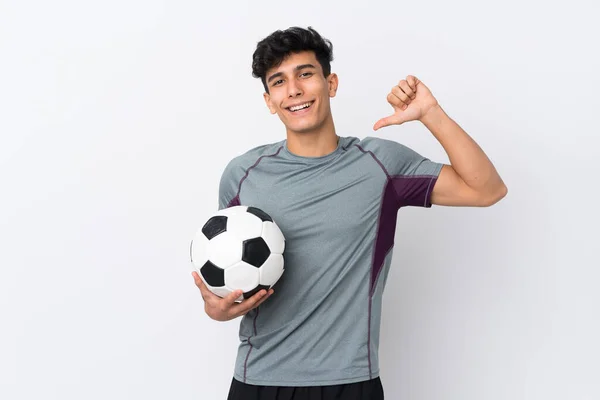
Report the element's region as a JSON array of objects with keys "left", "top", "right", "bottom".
[{"left": 286, "top": 119, "right": 324, "bottom": 134}]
